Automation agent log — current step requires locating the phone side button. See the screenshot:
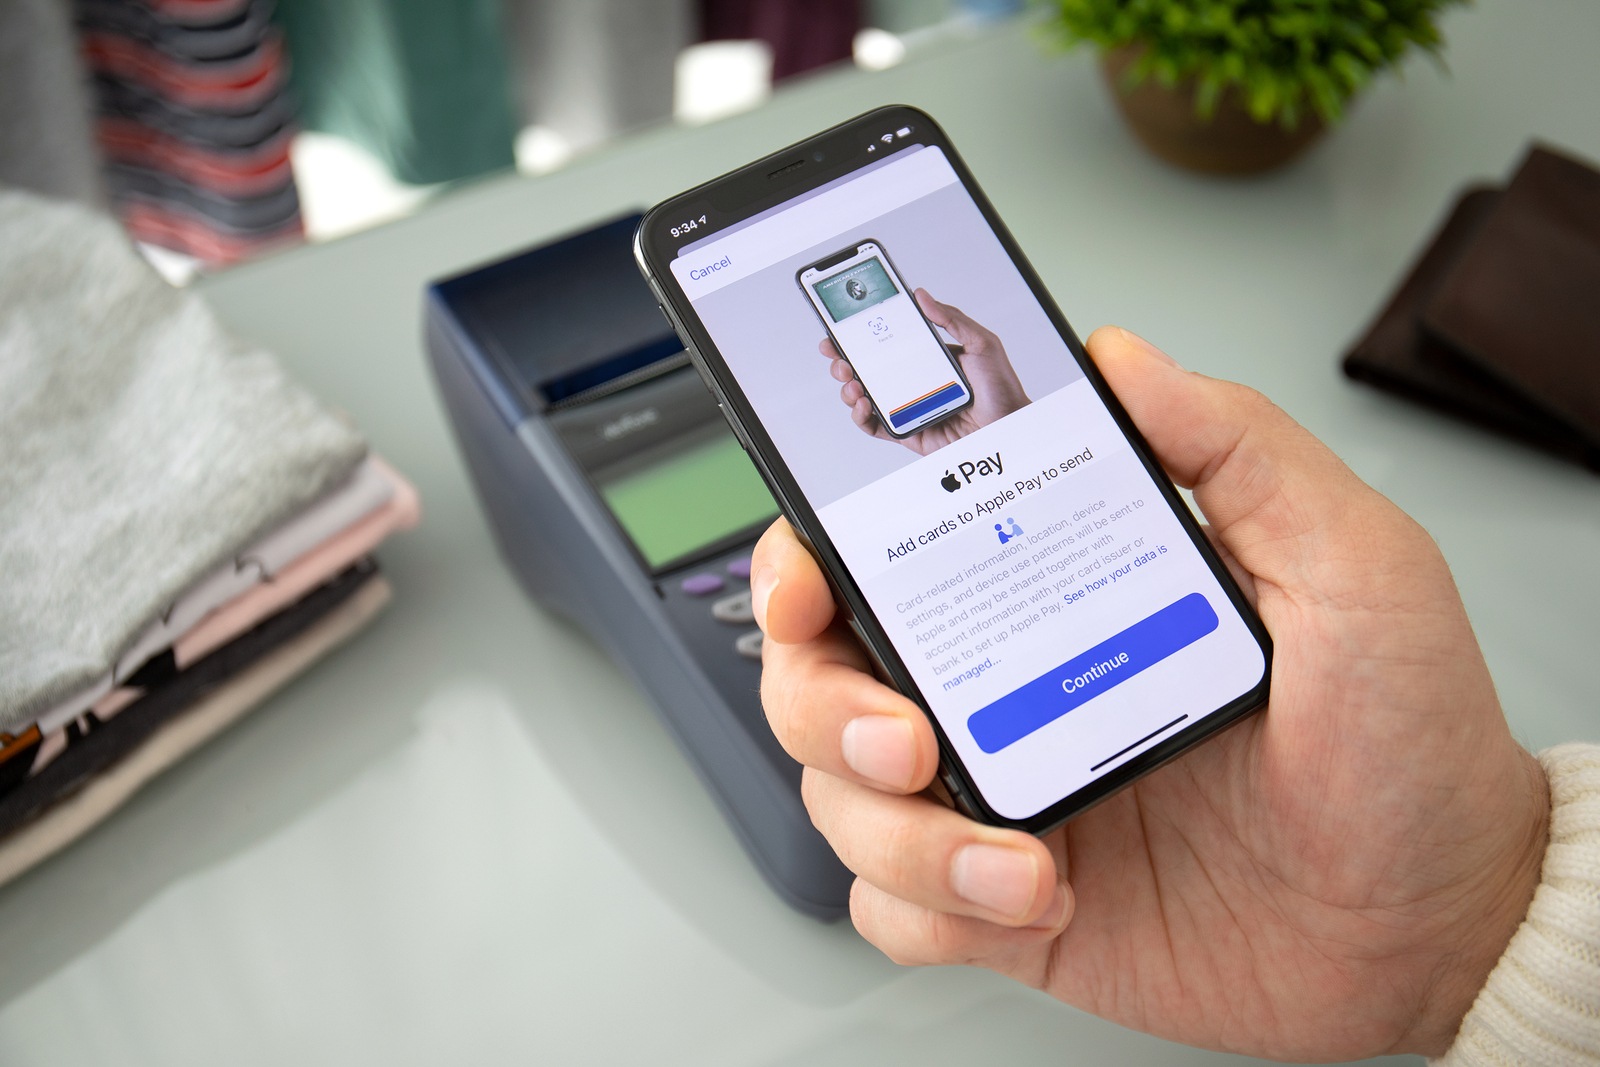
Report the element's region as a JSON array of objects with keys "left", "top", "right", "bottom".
[
  {"left": 716, "top": 402, "right": 743, "bottom": 444},
  {"left": 714, "top": 401, "right": 762, "bottom": 462},
  {"left": 845, "top": 617, "right": 893, "bottom": 683},
  {"left": 940, "top": 768, "right": 979, "bottom": 819}
]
